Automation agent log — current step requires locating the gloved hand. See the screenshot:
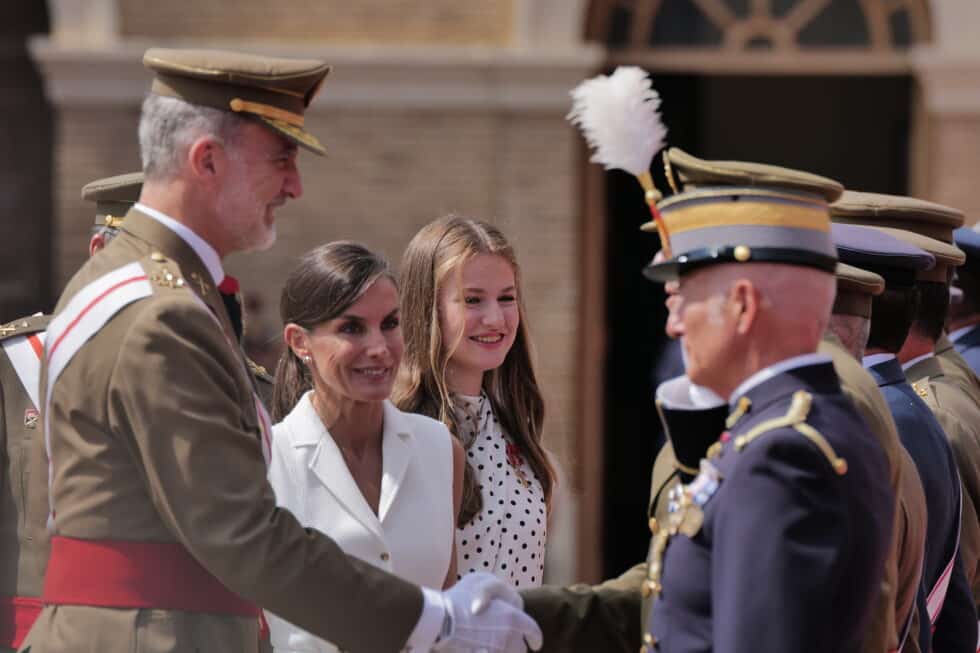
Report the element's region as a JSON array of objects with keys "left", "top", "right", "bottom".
[{"left": 433, "top": 572, "right": 543, "bottom": 653}]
